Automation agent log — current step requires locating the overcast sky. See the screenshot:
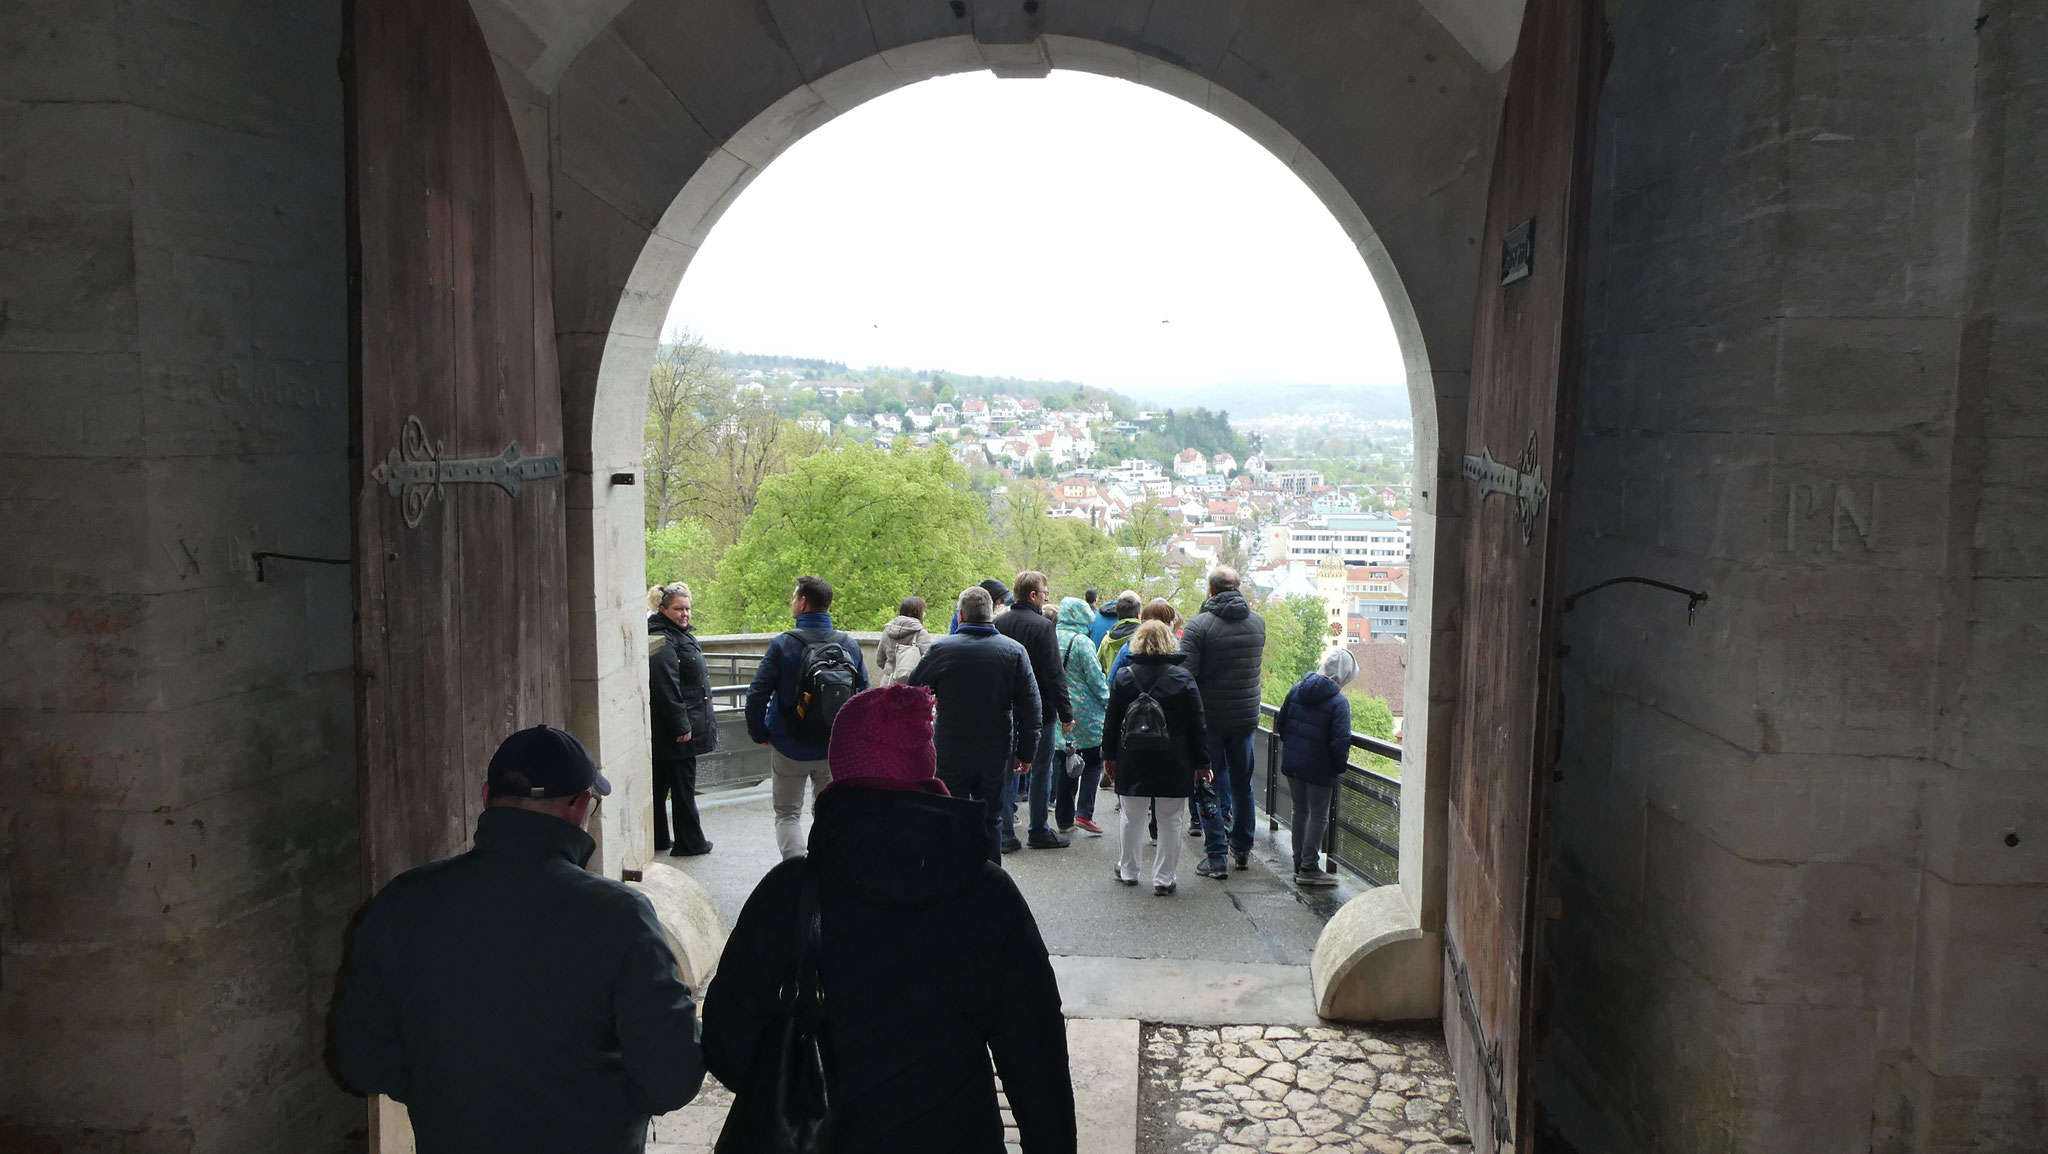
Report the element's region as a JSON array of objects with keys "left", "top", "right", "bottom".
[{"left": 663, "top": 70, "right": 1404, "bottom": 395}]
